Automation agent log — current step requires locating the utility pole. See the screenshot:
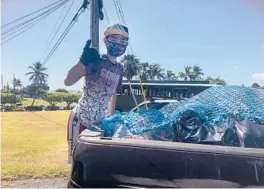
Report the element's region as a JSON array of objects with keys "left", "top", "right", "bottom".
[
  {"left": 13, "top": 74, "right": 15, "bottom": 90},
  {"left": 90, "top": 0, "right": 100, "bottom": 51},
  {"left": 1, "top": 74, "right": 3, "bottom": 91}
]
